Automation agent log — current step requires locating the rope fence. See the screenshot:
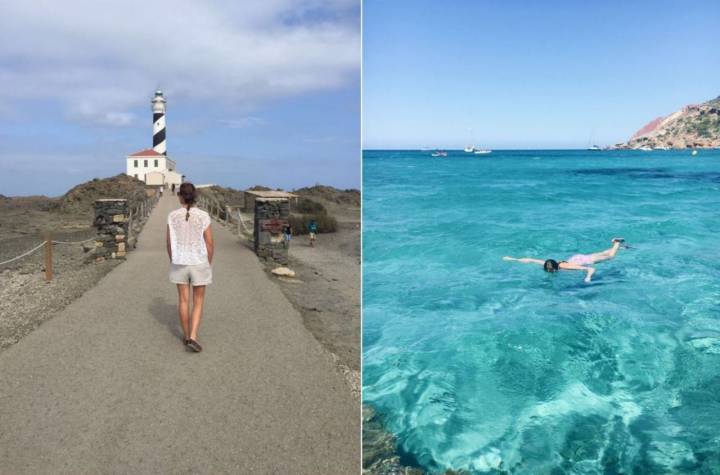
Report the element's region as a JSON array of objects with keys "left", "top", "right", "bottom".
[
  {"left": 51, "top": 237, "right": 97, "bottom": 245},
  {"left": 0, "top": 193, "right": 160, "bottom": 281},
  {"left": 0, "top": 242, "right": 46, "bottom": 266},
  {"left": 235, "top": 209, "right": 254, "bottom": 234},
  {"left": 197, "top": 194, "right": 254, "bottom": 239}
]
